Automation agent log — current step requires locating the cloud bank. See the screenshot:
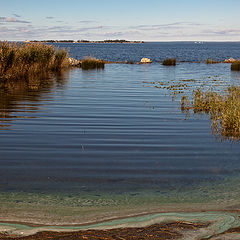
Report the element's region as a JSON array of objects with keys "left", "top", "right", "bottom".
[{"left": 0, "top": 18, "right": 240, "bottom": 41}]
